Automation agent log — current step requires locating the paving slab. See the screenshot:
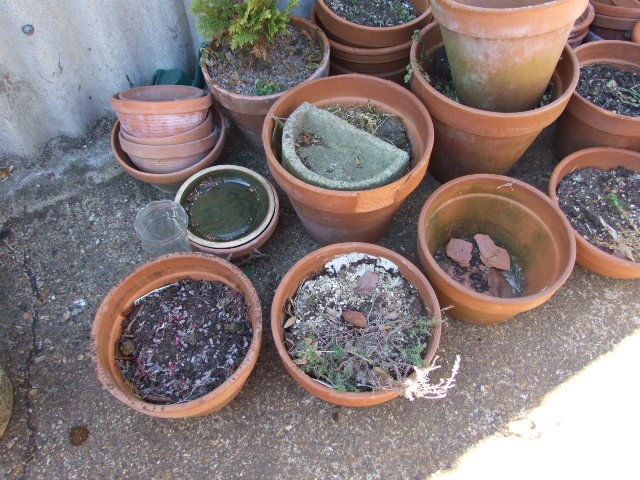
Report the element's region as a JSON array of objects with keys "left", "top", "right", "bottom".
[{"left": 0, "top": 120, "right": 639, "bottom": 479}]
